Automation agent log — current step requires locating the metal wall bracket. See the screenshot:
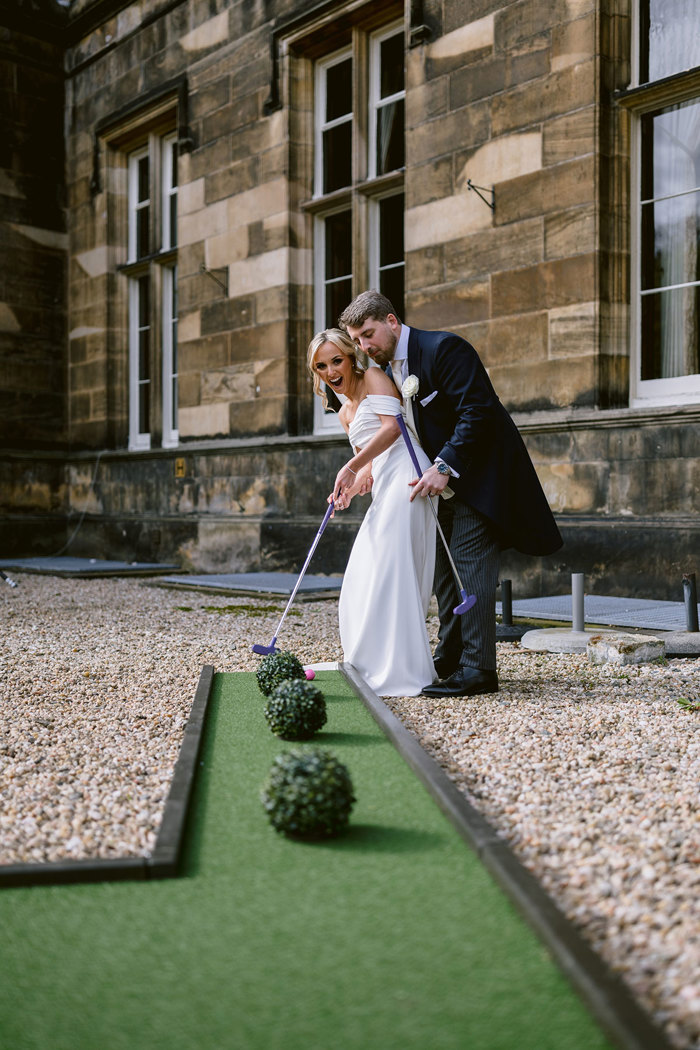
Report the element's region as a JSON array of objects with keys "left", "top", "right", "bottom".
[
  {"left": 467, "top": 179, "right": 495, "bottom": 212},
  {"left": 199, "top": 264, "right": 228, "bottom": 297}
]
